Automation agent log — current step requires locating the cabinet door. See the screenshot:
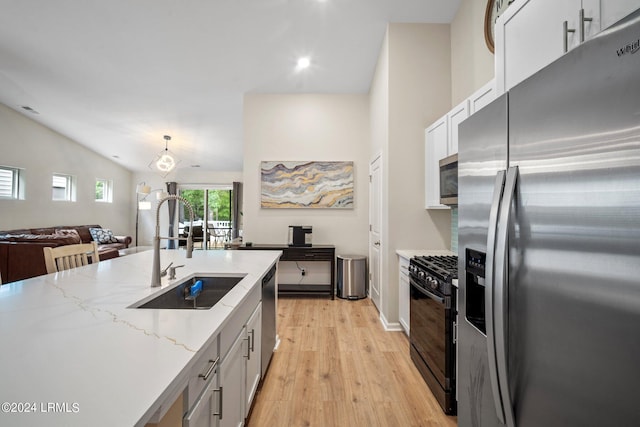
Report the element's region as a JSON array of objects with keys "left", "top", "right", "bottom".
[
  {"left": 580, "top": 0, "right": 601, "bottom": 40},
  {"left": 244, "top": 304, "right": 262, "bottom": 417},
  {"left": 601, "top": 0, "right": 639, "bottom": 29},
  {"left": 219, "top": 329, "right": 246, "bottom": 427},
  {"left": 183, "top": 371, "right": 219, "bottom": 427},
  {"left": 425, "top": 116, "right": 448, "bottom": 209},
  {"left": 496, "top": 0, "right": 582, "bottom": 93},
  {"left": 447, "top": 100, "right": 469, "bottom": 154},
  {"left": 398, "top": 257, "right": 410, "bottom": 336},
  {"left": 469, "top": 79, "right": 496, "bottom": 115}
]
